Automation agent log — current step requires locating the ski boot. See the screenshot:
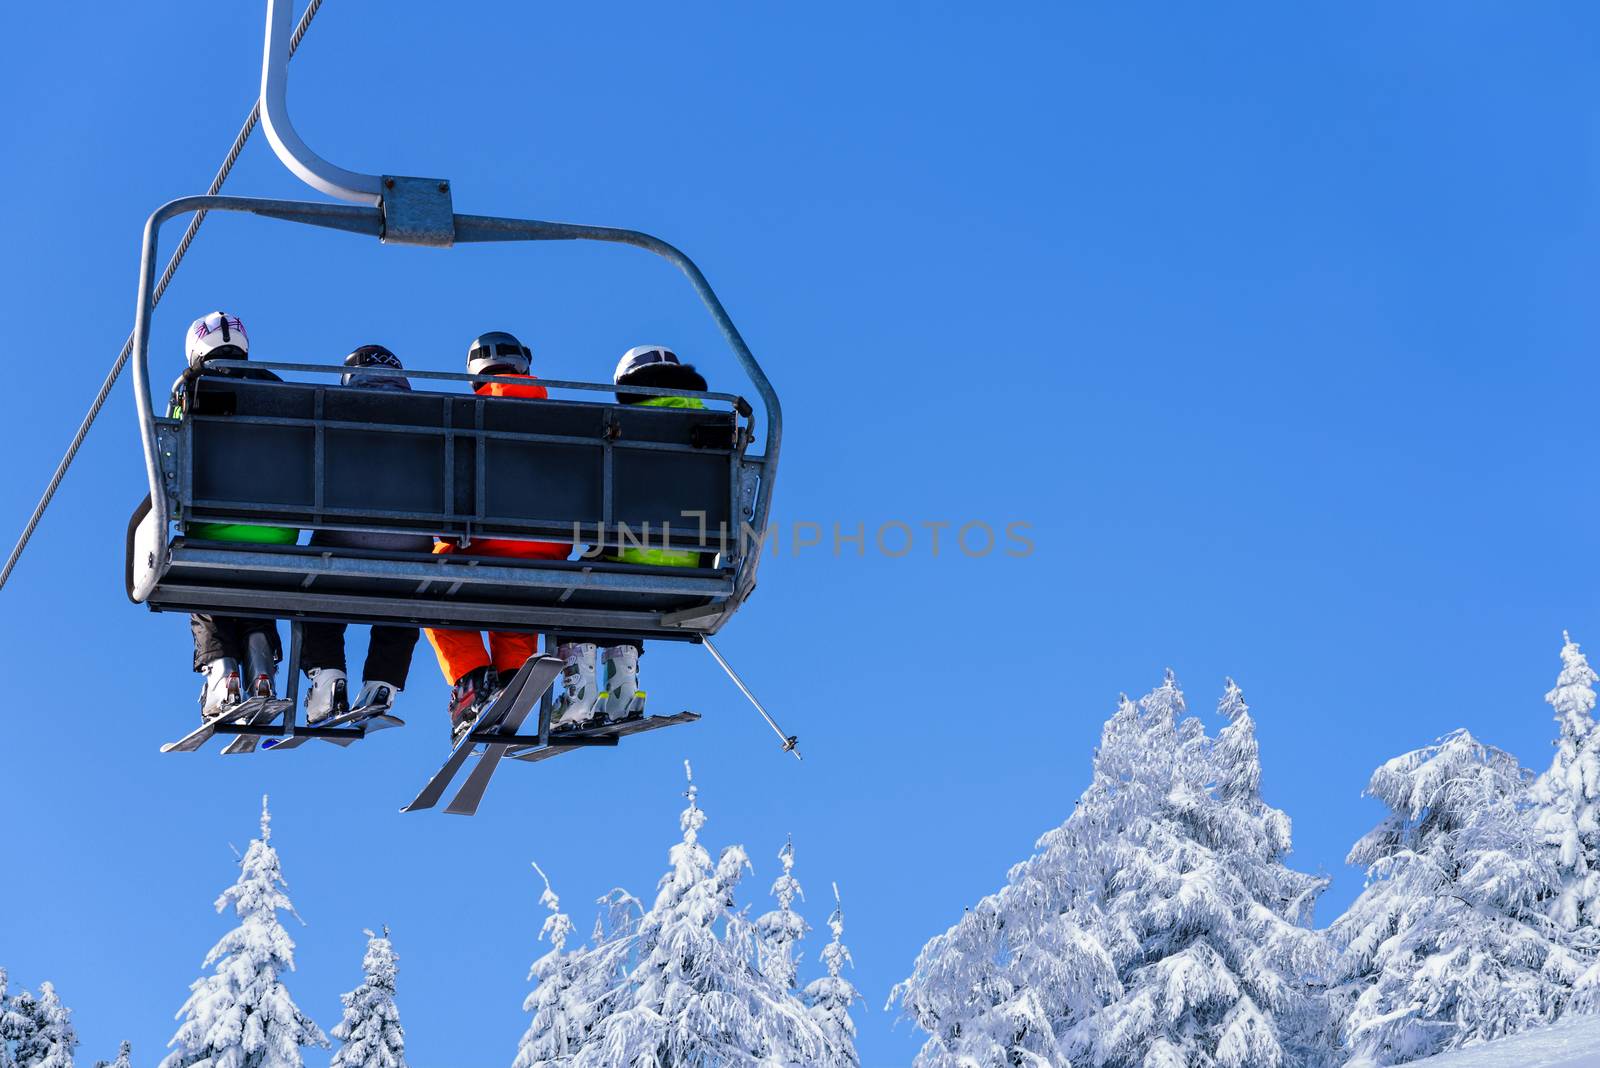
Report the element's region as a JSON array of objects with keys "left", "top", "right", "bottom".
[
  {"left": 245, "top": 630, "right": 278, "bottom": 700},
  {"left": 598, "top": 645, "right": 646, "bottom": 724},
  {"left": 199, "top": 657, "right": 243, "bottom": 722},
  {"left": 351, "top": 680, "right": 403, "bottom": 732},
  {"left": 304, "top": 667, "right": 348, "bottom": 726},
  {"left": 448, "top": 666, "right": 499, "bottom": 748},
  {"left": 551, "top": 643, "right": 600, "bottom": 731}
]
